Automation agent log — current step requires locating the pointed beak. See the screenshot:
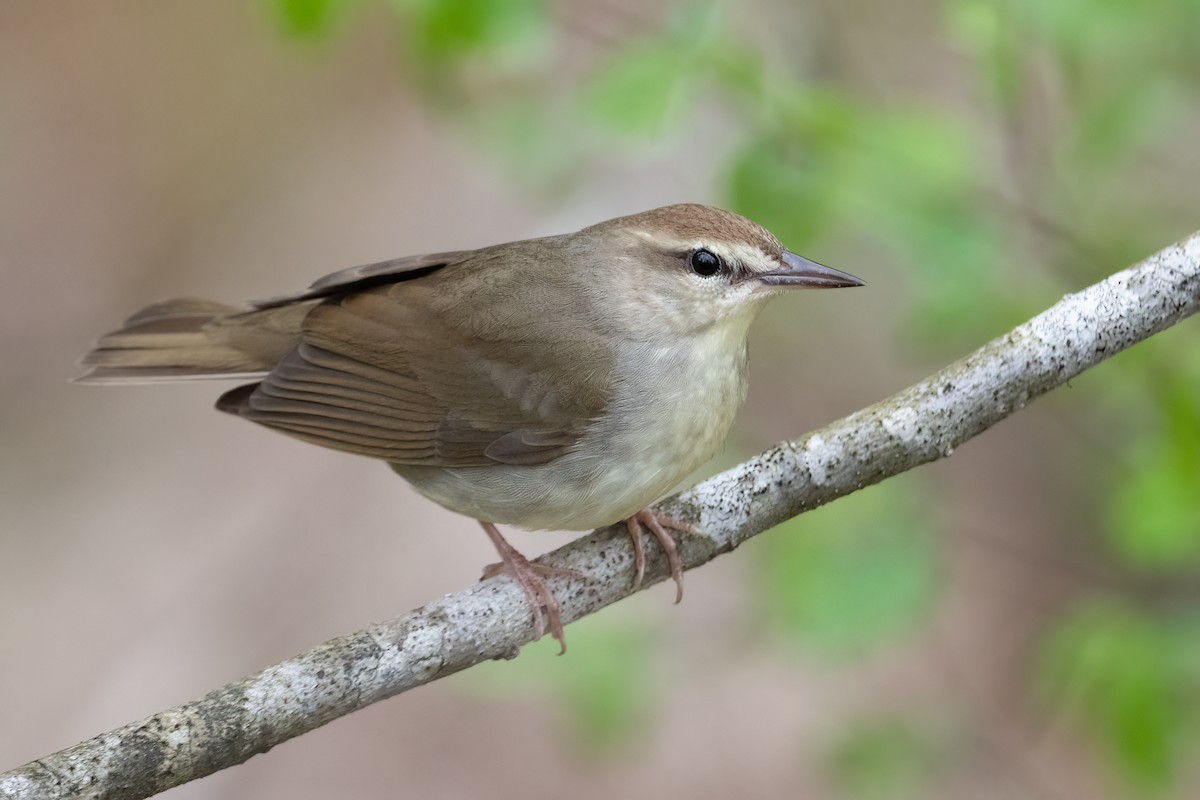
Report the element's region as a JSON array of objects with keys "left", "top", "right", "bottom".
[{"left": 757, "top": 251, "right": 865, "bottom": 289}]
